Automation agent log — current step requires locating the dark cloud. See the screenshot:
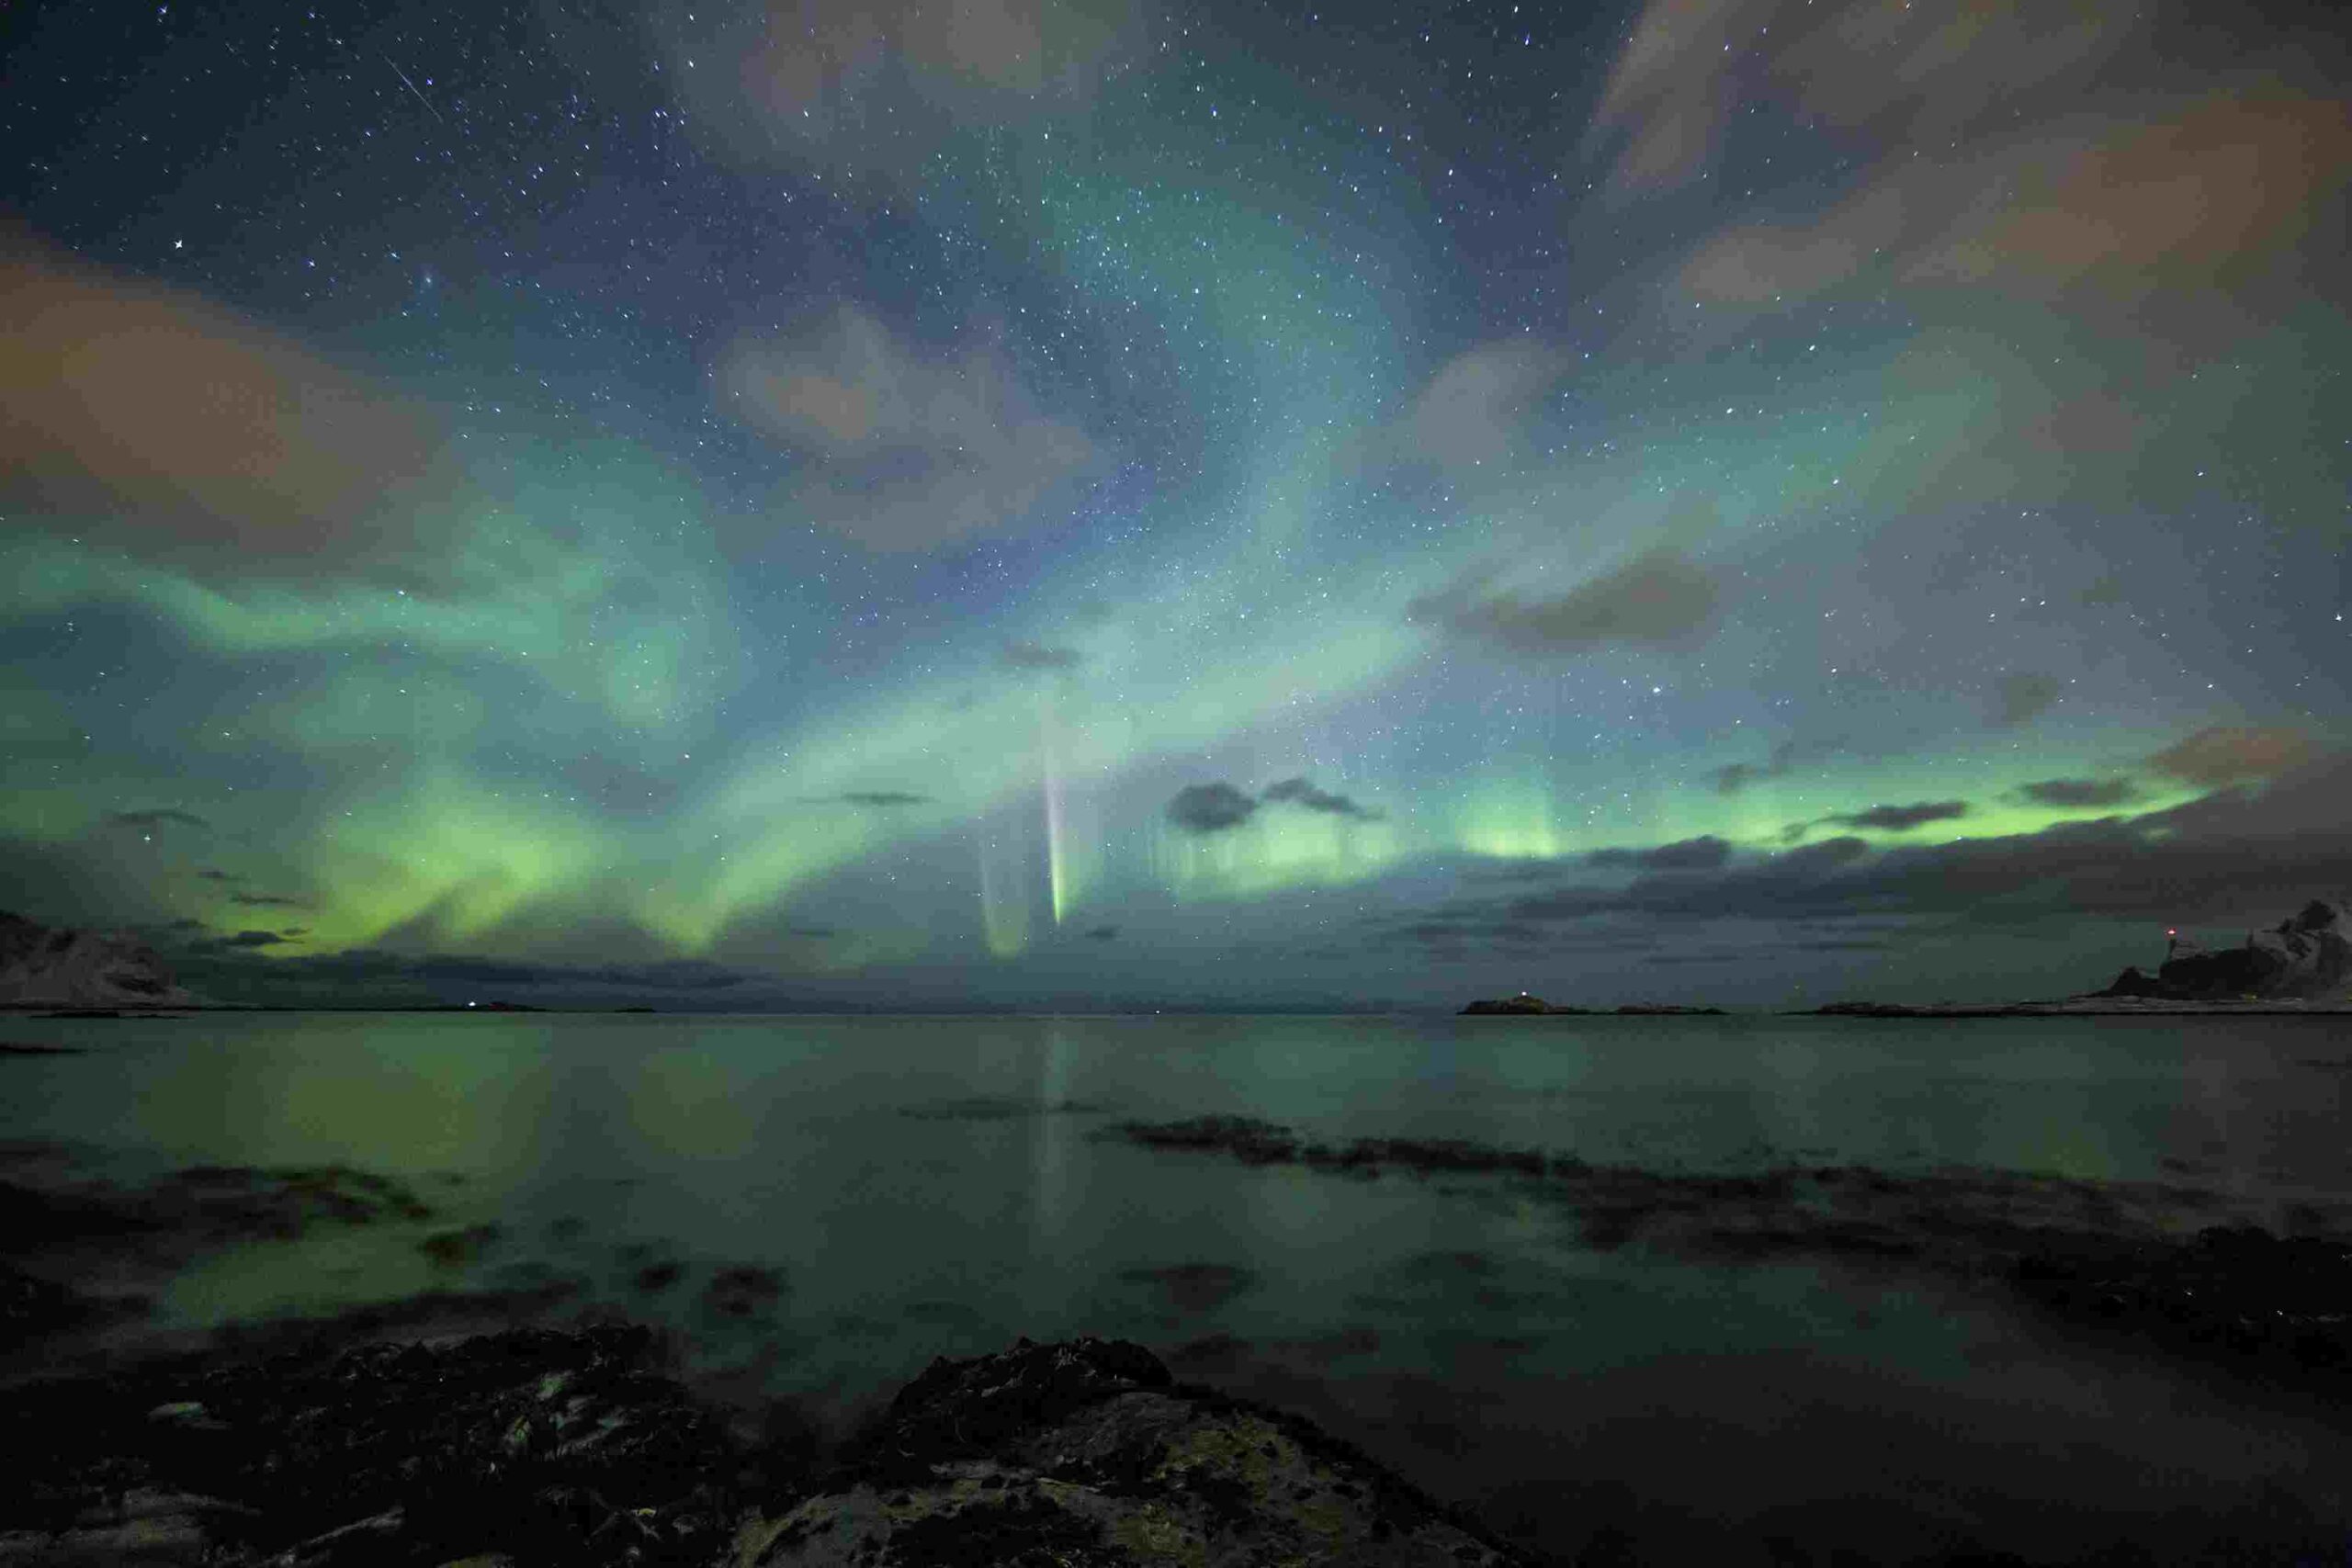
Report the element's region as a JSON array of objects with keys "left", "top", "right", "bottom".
[
  {"left": 183, "top": 947, "right": 756, "bottom": 992},
  {"left": 196, "top": 867, "right": 240, "bottom": 883},
  {"left": 832, "top": 791, "right": 932, "bottom": 808},
  {"left": 2145, "top": 726, "right": 2316, "bottom": 786},
  {"left": 1711, "top": 740, "right": 1796, "bottom": 795},
  {"left": 1992, "top": 672, "right": 2064, "bottom": 728},
  {"left": 1505, "top": 835, "right": 1870, "bottom": 924},
  {"left": 1401, "top": 750, "right": 2352, "bottom": 947},
  {"left": 230, "top": 892, "right": 314, "bottom": 908},
  {"left": 2017, "top": 778, "right": 2140, "bottom": 809},
  {"left": 1588, "top": 835, "right": 1732, "bottom": 872},
  {"left": 1826, "top": 801, "right": 1971, "bottom": 832},
  {"left": 195, "top": 929, "right": 293, "bottom": 952},
  {"left": 1001, "top": 640, "right": 1084, "bottom": 670},
  {"left": 1408, "top": 547, "right": 1718, "bottom": 656},
  {"left": 1261, "top": 777, "right": 1384, "bottom": 821},
  {"left": 1166, "top": 783, "right": 1259, "bottom": 835},
  {"left": 1083, "top": 924, "right": 1120, "bottom": 942},
  {"left": 107, "top": 808, "right": 209, "bottom": 831}
]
